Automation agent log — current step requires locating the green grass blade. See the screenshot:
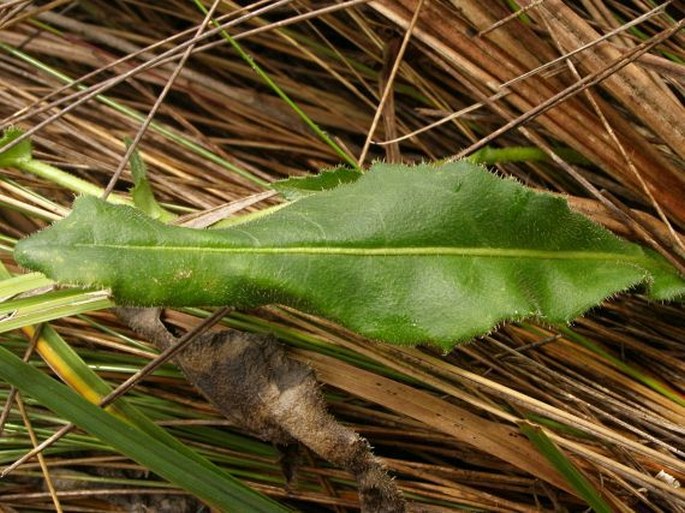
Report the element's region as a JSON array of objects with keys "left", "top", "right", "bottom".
[
  {"left": 0, "top": 288, "right": 113, "bottom": 334},
  {"left": 519, "top": 421, "right": 613, "bottom": 513},
  {"left": 0, "top": 272, "right": 54, "bottom": 299},
  {"left": 25, "top": 322, "right": 290, "bottom": 496},
  {"left": 0, "top": 264, "right": 291, "bottom": 509},
  {"left": 192, "top": 0, "right": 359, "bottom": 170},
  {"left": 560, "top": 326, "right": 685, "bottom": 407},
  {"left": 0, "top": 43, "right": 267, "bottom": 188},
  {"left": 0, "top": 344, "right": 292, "bottom": 512}
]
